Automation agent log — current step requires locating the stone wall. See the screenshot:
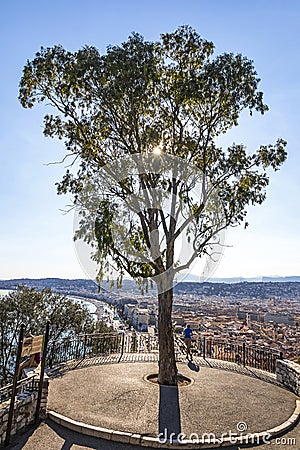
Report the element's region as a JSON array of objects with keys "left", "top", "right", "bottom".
[
  {"left": 276, "top": 359, "right": 300, "bottom": 395},
  {"left": 0, "top": 375, "right": 49, "bottom": 446}
]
